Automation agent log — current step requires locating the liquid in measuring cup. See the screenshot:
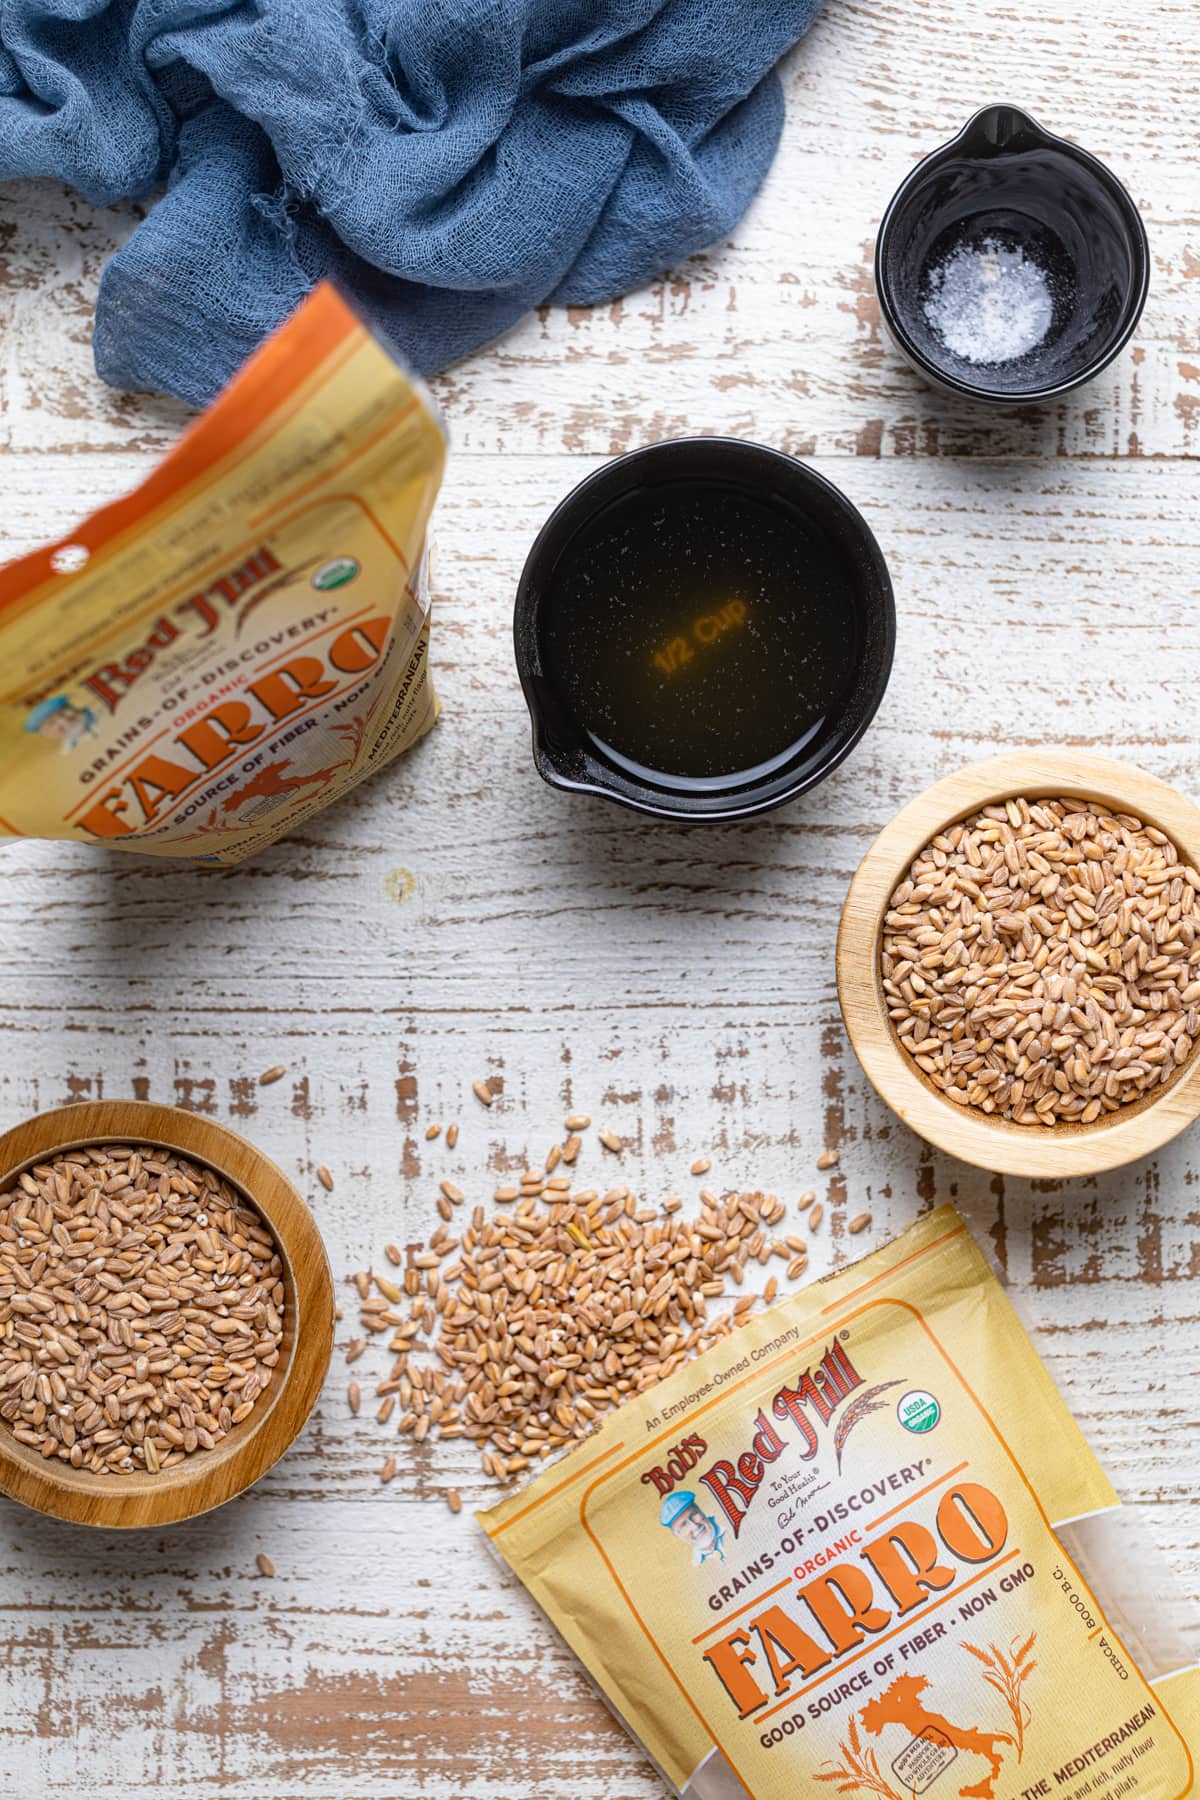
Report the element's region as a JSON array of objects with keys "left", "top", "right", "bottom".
[{"left": 535, "top": 480, "right": 862, "bottom": 788}]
